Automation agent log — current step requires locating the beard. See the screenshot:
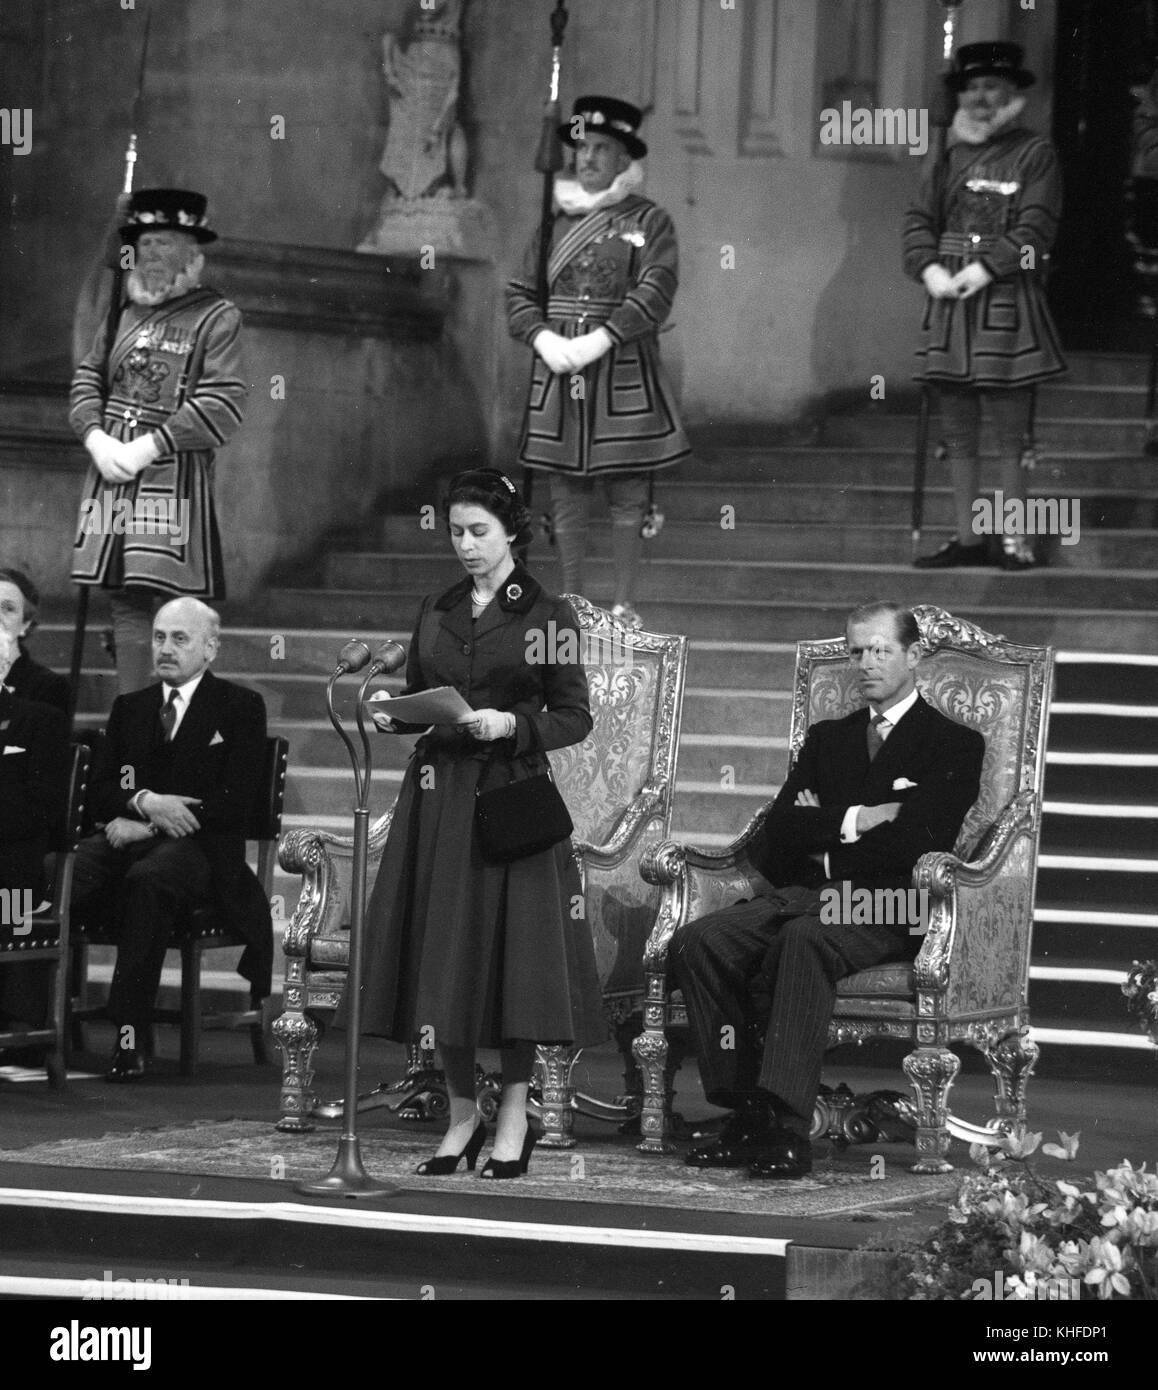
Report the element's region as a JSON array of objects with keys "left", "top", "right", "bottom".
[{"left": 126, "top": 252, "right": 205, "bottom": 306}]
